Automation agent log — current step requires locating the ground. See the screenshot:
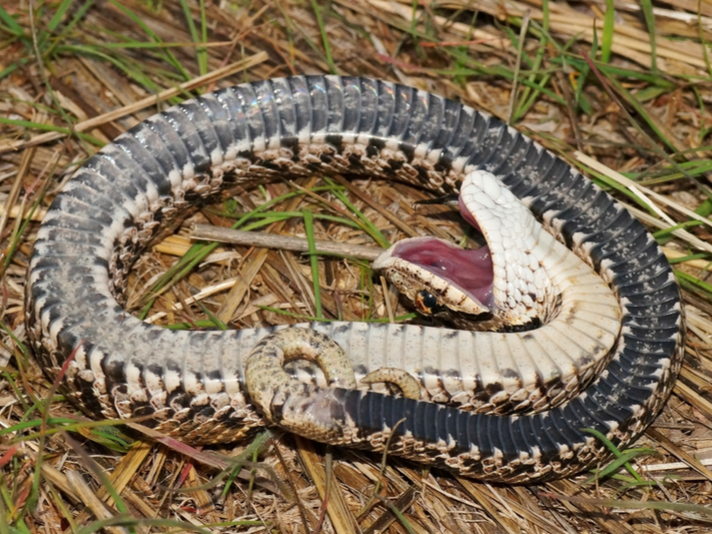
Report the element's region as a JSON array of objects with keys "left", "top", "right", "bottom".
[{"left": 2, "top": 0, "right": 712, "bottom": 533}]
